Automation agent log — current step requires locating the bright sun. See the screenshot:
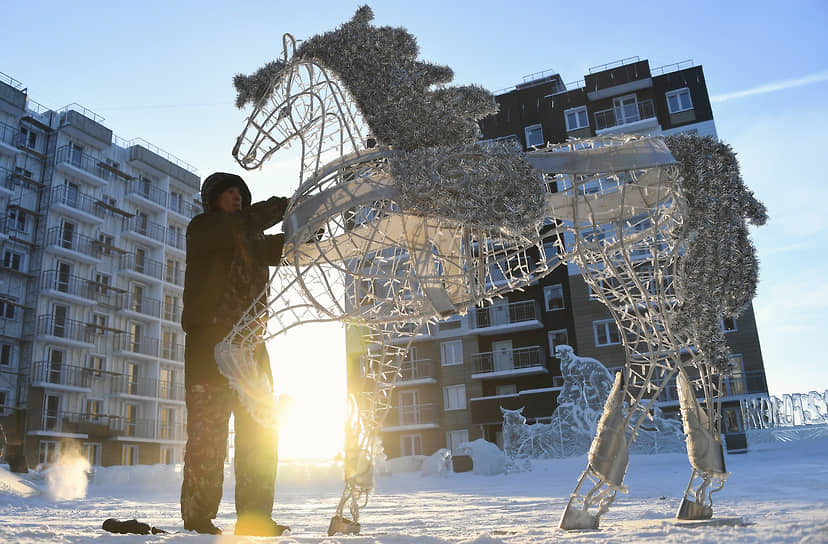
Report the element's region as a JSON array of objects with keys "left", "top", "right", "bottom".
[{"left": 267, "top": 322, "right": 347, "bottom": 460}]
